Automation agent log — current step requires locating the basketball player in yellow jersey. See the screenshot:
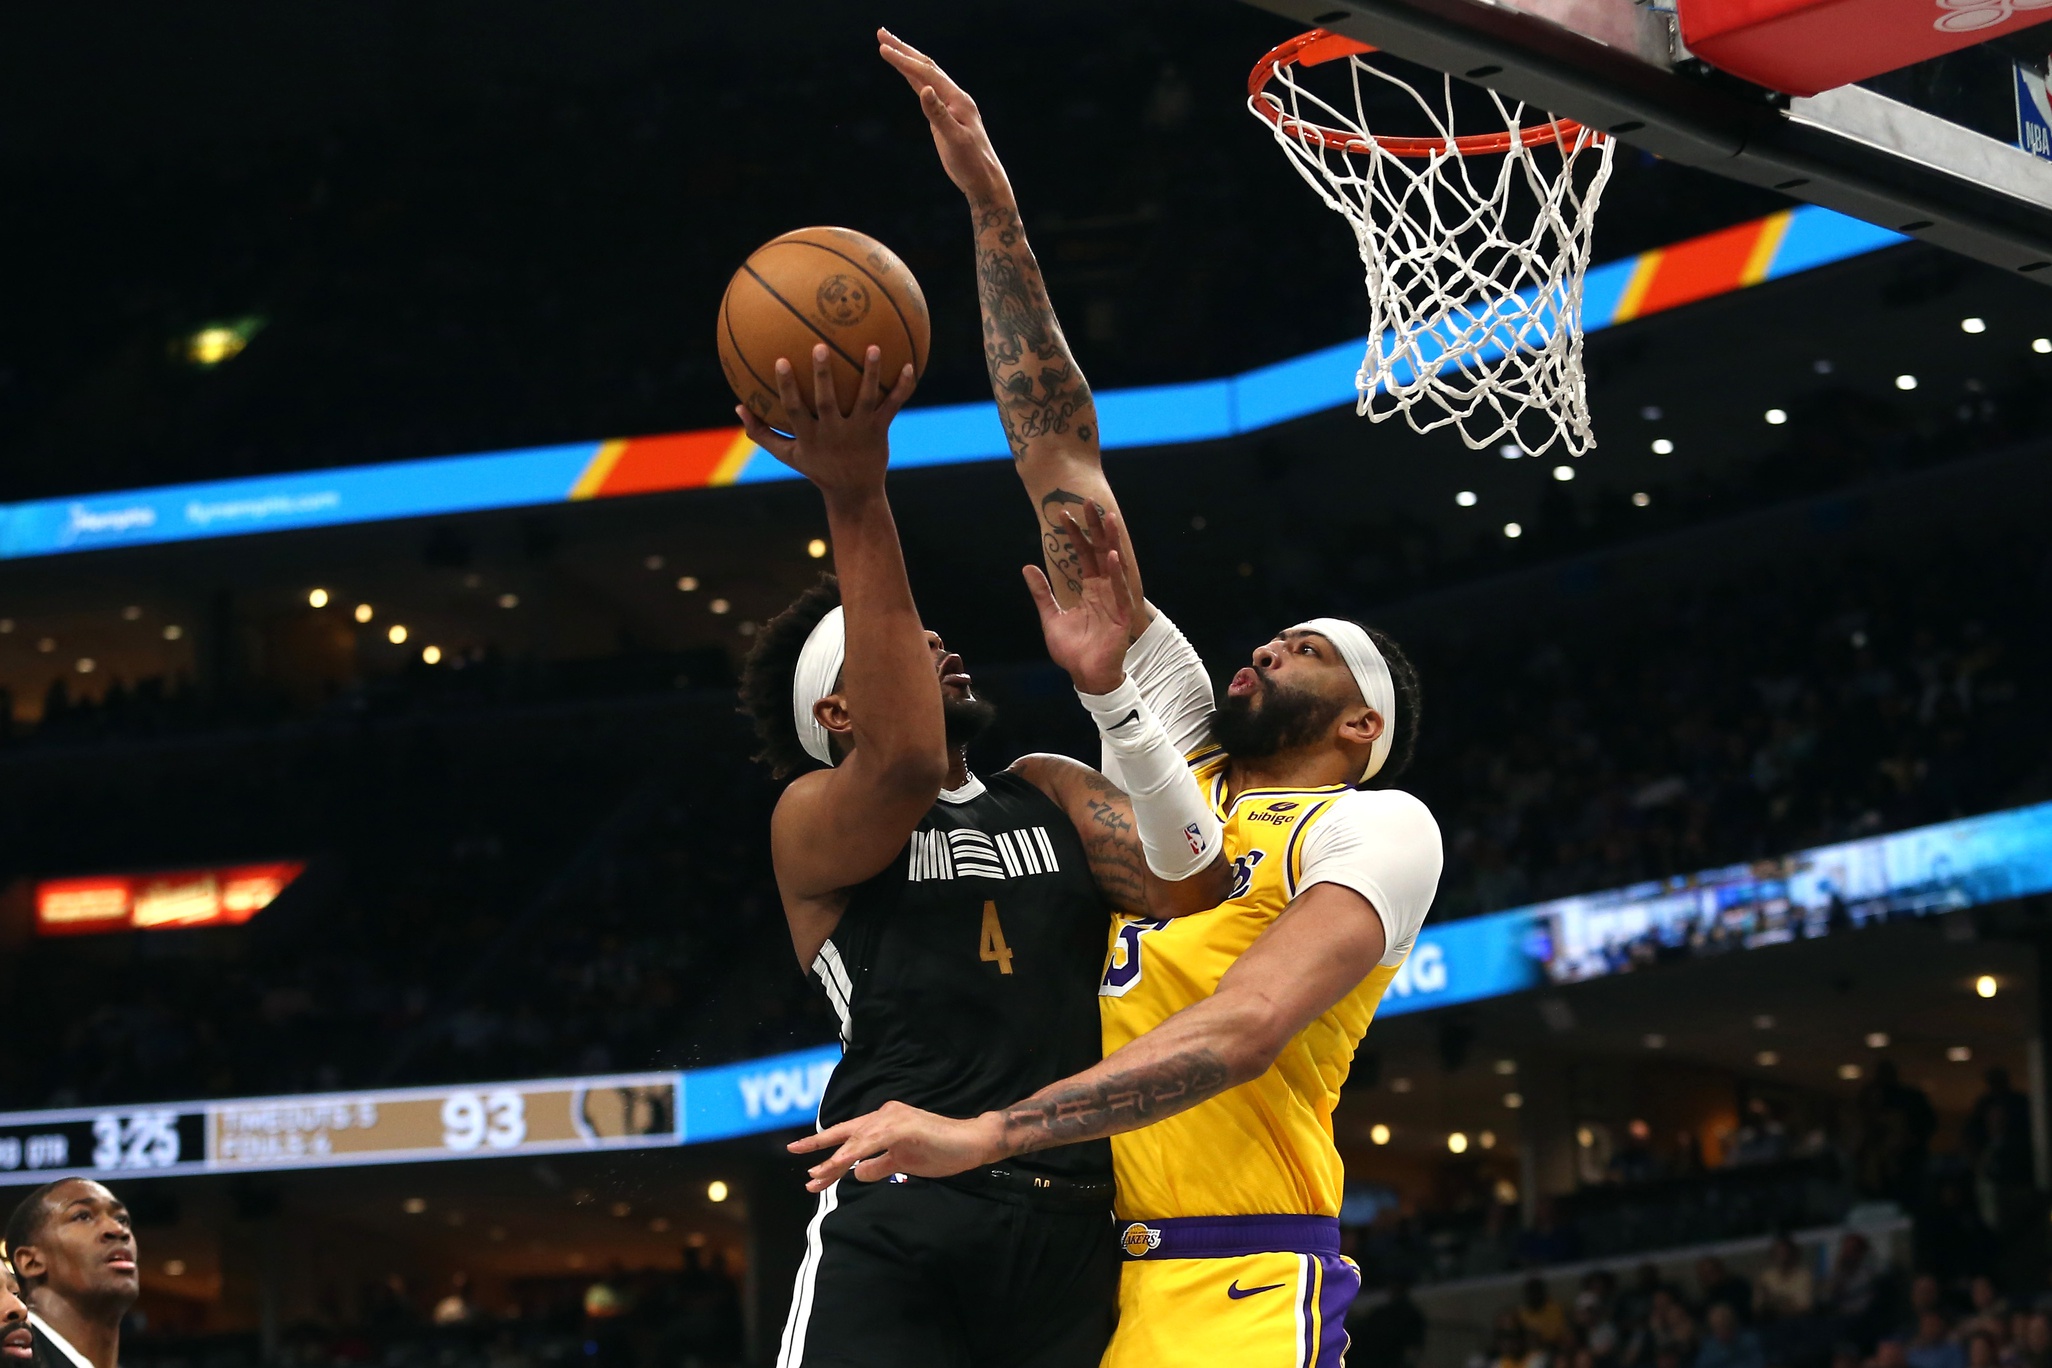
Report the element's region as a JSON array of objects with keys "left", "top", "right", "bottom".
[{"left": 791, "top": 34, "right": 1446, "bottom": 1368}]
